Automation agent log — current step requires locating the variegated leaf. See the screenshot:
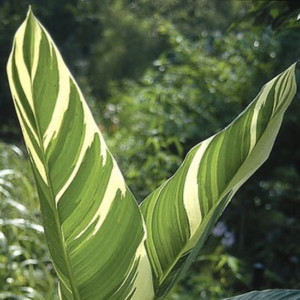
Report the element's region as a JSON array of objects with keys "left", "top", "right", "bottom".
[
  {"left": 7, "top": 8, "right": 154, "bottom": 300},
  {"left": 222, "top": 289, "right": 300, "bottom": 300},
  {"left": 140, "top": 63, "right": 297, "bottom": 298}
]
